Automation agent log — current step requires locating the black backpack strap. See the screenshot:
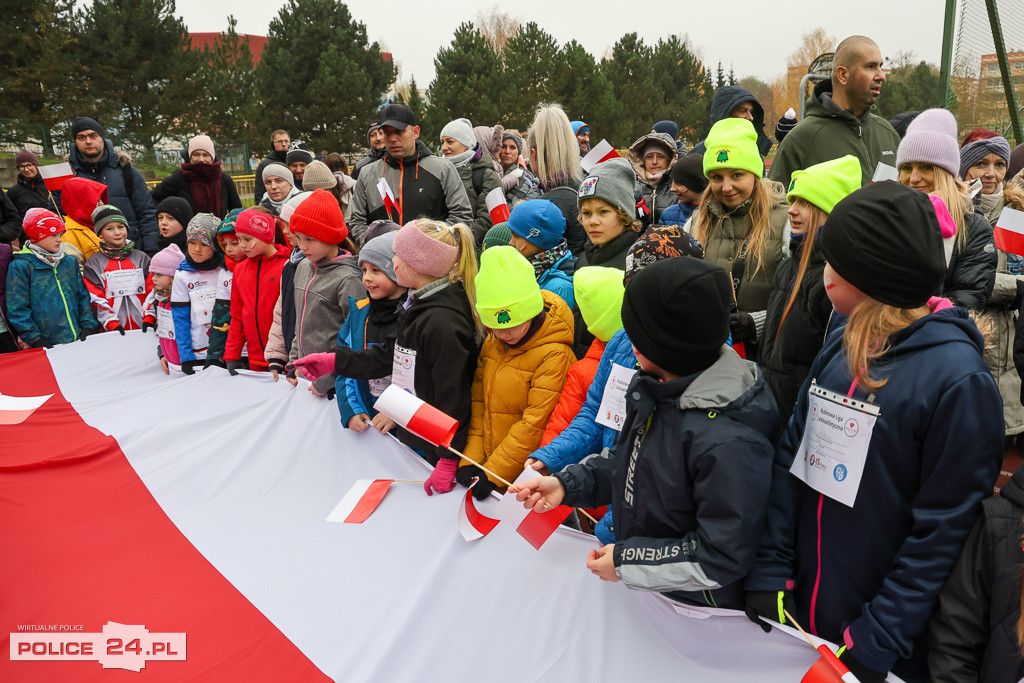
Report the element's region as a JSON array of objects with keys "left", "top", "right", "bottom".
[{"left": 472, "top": 166, "right": 485, "bottom": 196}]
